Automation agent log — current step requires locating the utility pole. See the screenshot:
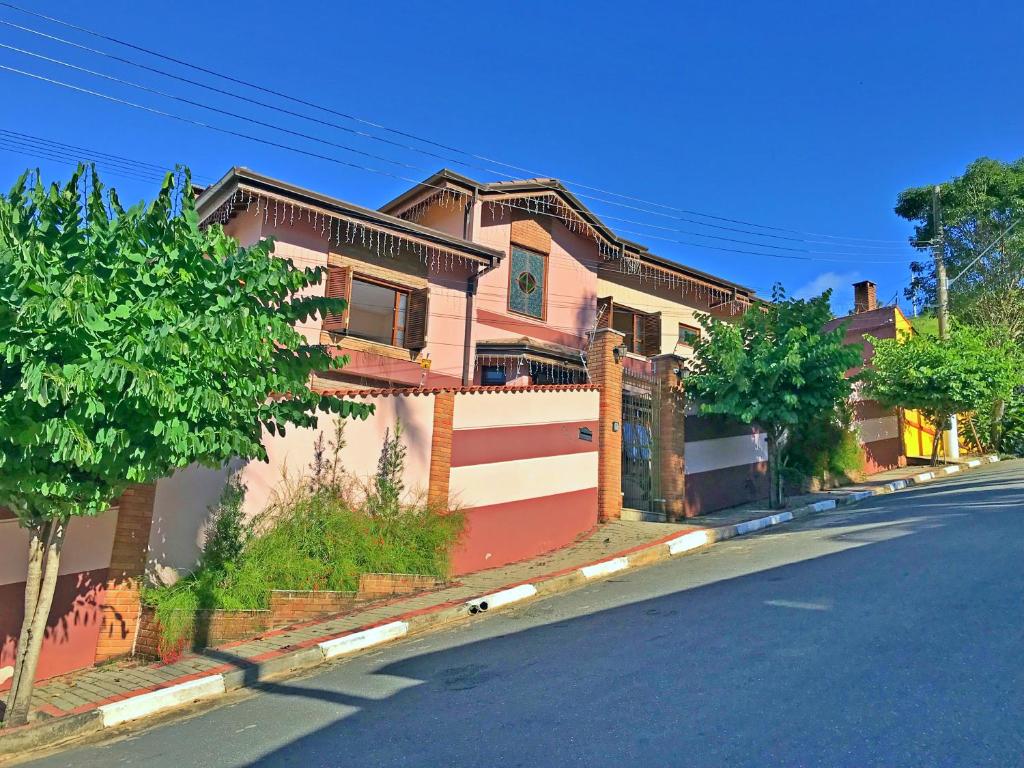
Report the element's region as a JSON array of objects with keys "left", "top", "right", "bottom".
[
  {"left": 932, "top": 185, "right": 959, "bottom": 459},
  {"left": 933, "top": 186, "right": 950, "bottom": 340}
]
